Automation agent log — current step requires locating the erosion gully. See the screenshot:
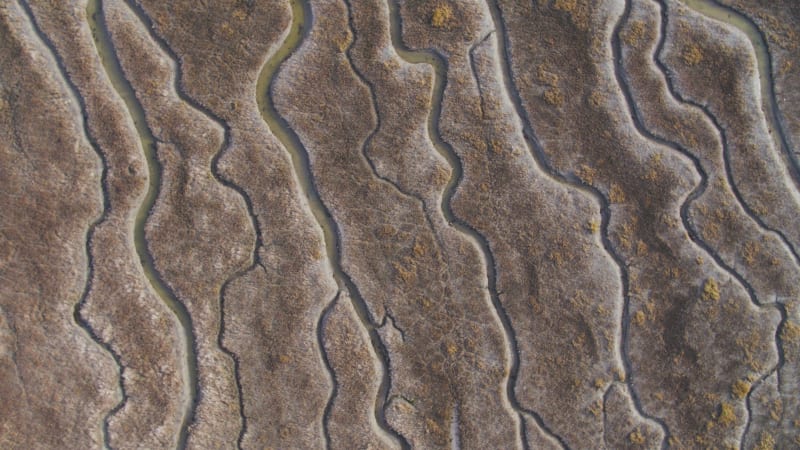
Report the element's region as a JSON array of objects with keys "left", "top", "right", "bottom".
[
  {"left": 255, "top": 0, "right": 410, "bottom": 448},
  {"left": 86, "top": 0, "right": 198, "bottom": 448}
]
